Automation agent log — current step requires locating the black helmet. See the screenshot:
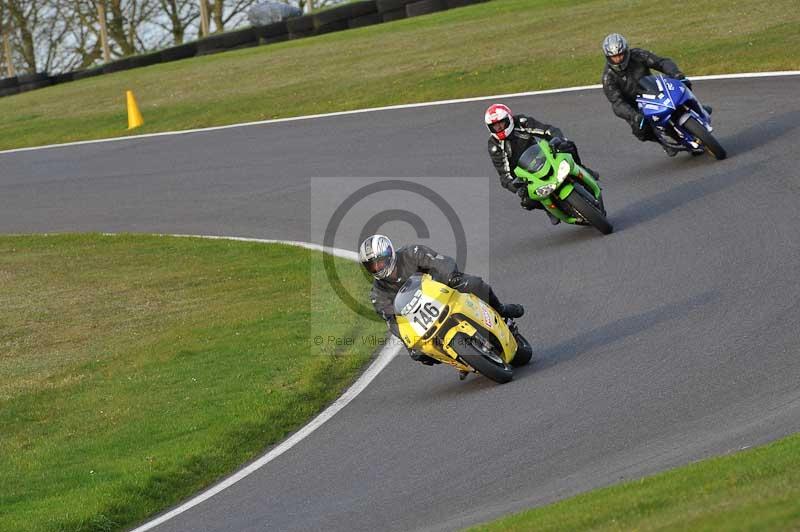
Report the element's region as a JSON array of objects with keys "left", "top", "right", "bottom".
[{"left": 602, "top": 33, "right": 630, "bottom": 72}]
